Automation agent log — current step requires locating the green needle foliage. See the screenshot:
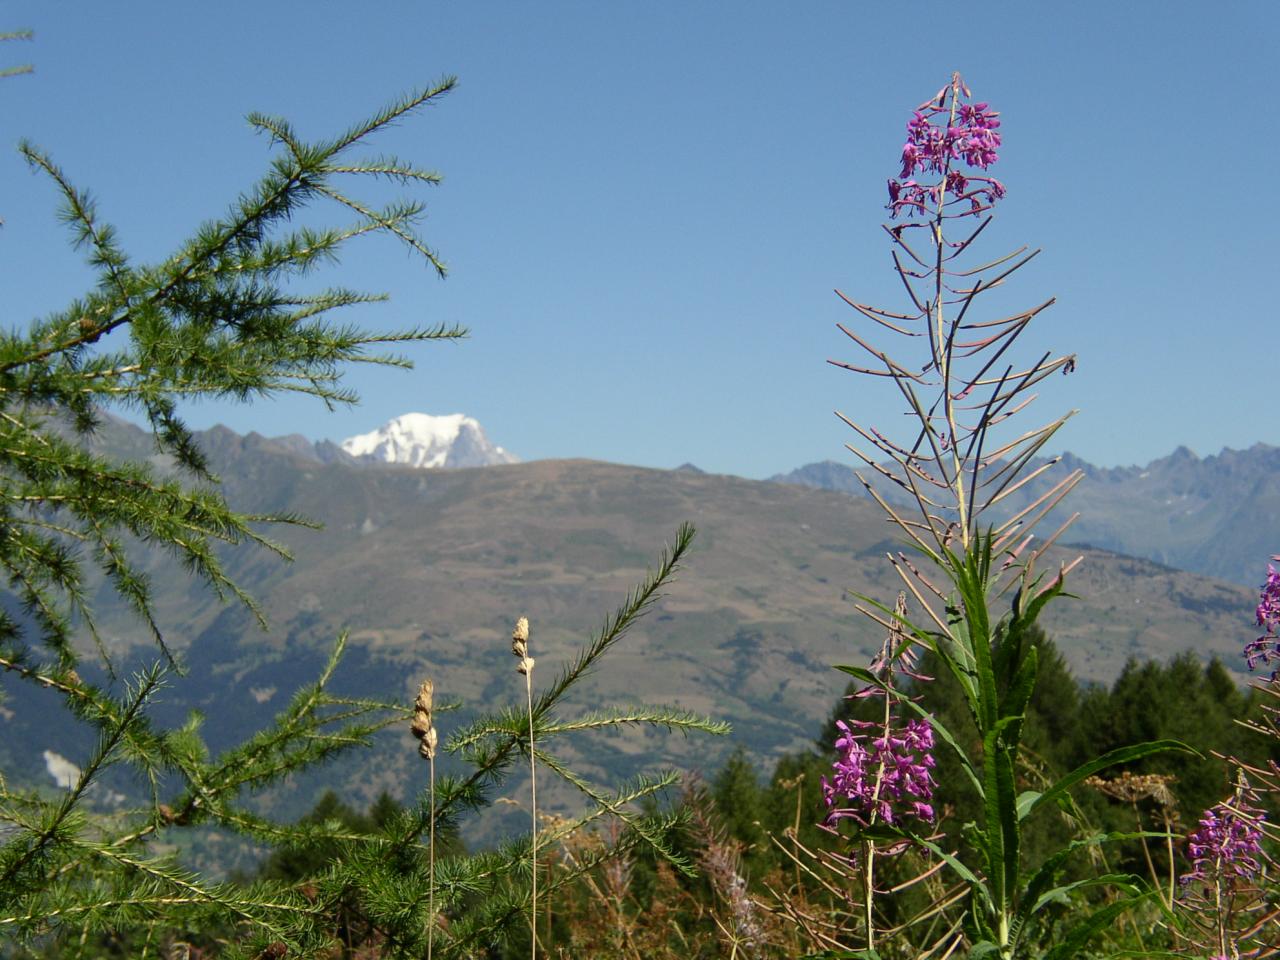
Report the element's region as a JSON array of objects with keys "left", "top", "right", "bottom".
[{"left": 0, "top": 29, "right": 31, "bottom": 80}]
